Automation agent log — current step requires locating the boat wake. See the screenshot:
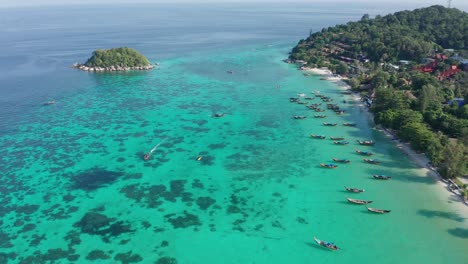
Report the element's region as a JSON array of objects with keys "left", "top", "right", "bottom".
[{"left": 144, "top": 138, "right": 167, "bottom": 160}]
